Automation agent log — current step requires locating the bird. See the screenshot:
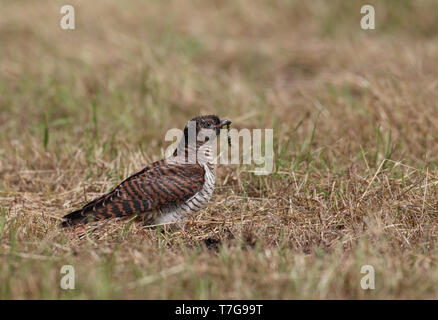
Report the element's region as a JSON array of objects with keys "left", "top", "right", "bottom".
[{"left": 62, "top": 115, "right": 231, "bottom": 227}]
